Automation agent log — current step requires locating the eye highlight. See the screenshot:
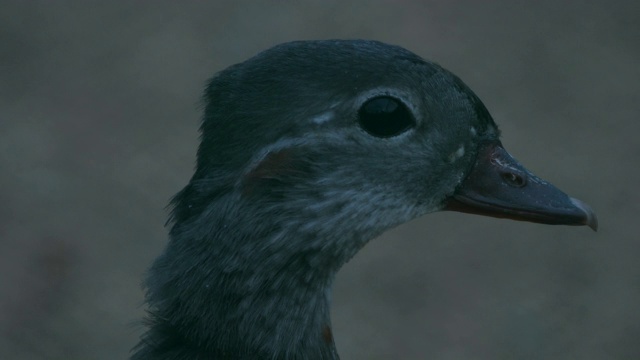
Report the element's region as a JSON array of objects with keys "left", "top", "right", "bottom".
[{"left": 358, "top": 96, "right": 415, "bottom": 138}]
